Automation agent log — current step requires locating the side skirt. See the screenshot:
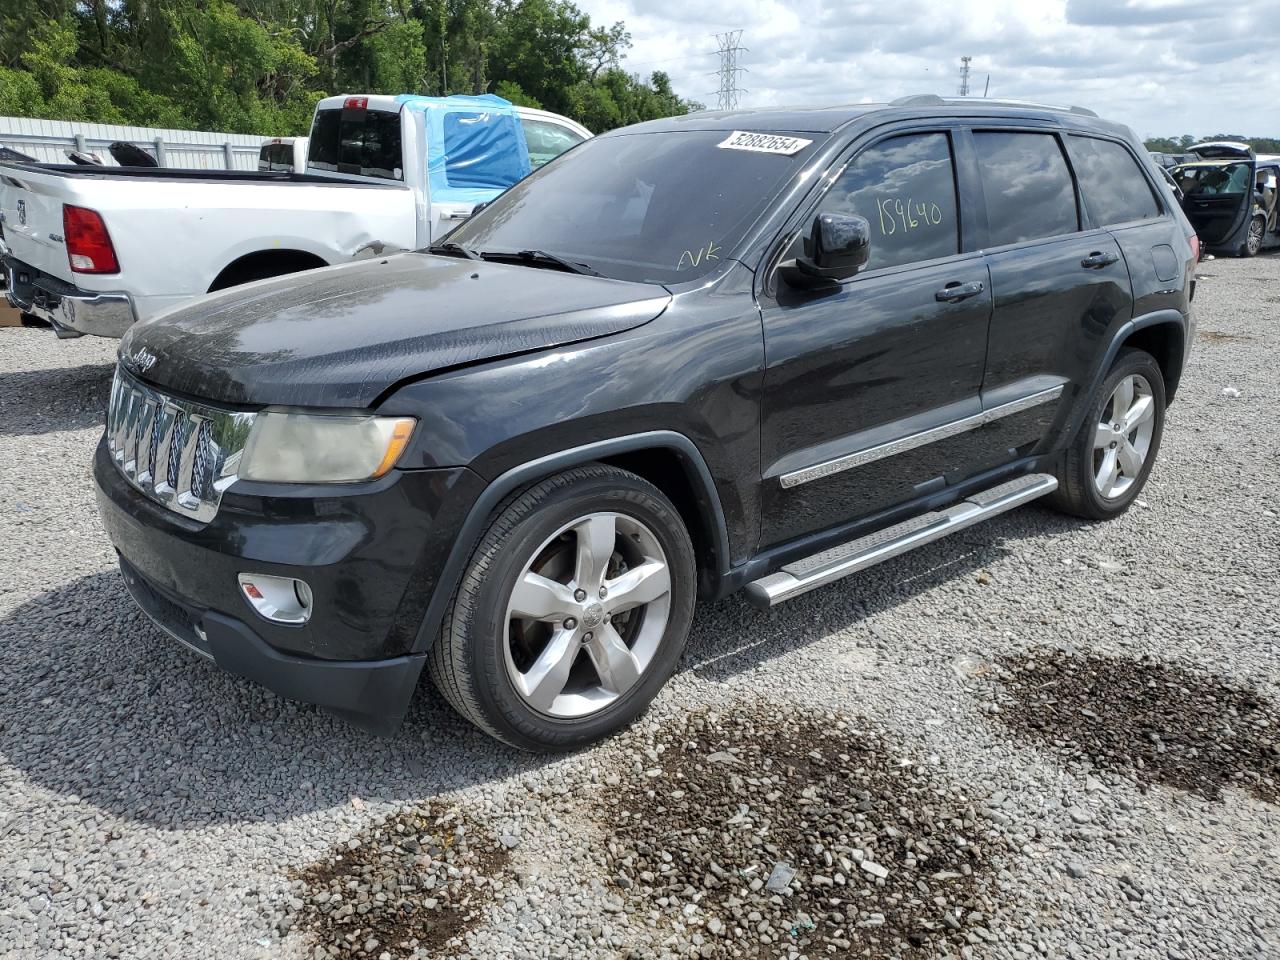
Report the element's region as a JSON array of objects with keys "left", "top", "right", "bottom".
[{"left": 744, "top": 472, "right": 1057, "bottom": 607}]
